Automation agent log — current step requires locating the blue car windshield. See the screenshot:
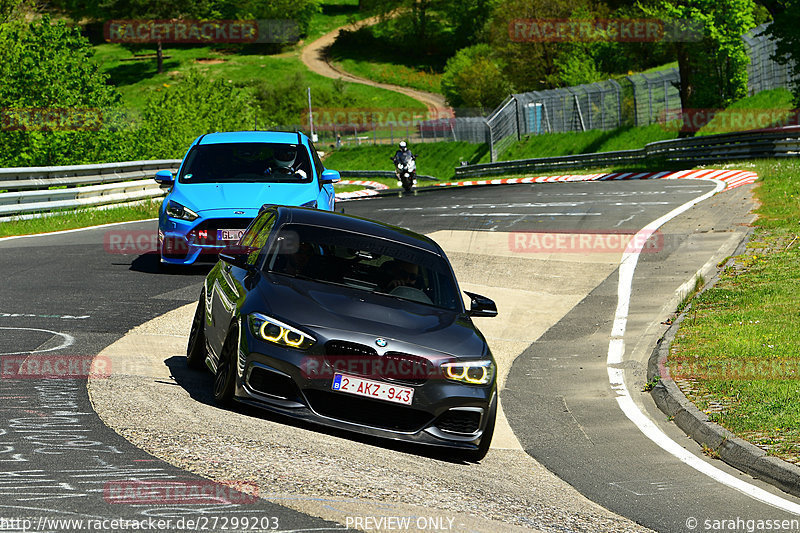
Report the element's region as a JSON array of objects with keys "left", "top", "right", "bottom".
[
  {"left": 264, "top": 224, "right": 463, "bottom": 312},
  {"left": 178, "top": 143, "right": 313, "bottom": 184}
]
